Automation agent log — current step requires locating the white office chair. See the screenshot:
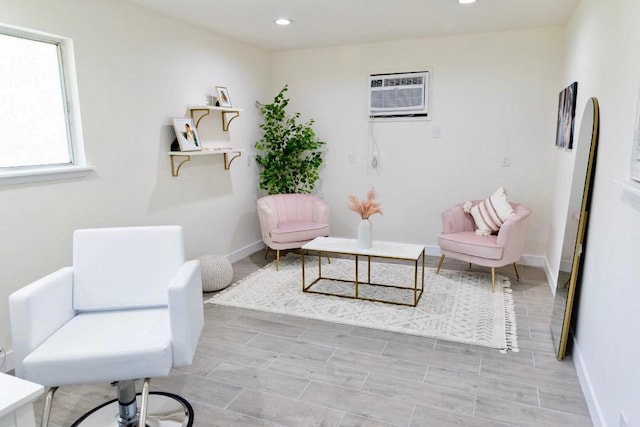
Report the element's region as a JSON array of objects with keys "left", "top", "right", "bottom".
[{"left": 9, "top": 226, "right": 204, "bottom": 427}]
